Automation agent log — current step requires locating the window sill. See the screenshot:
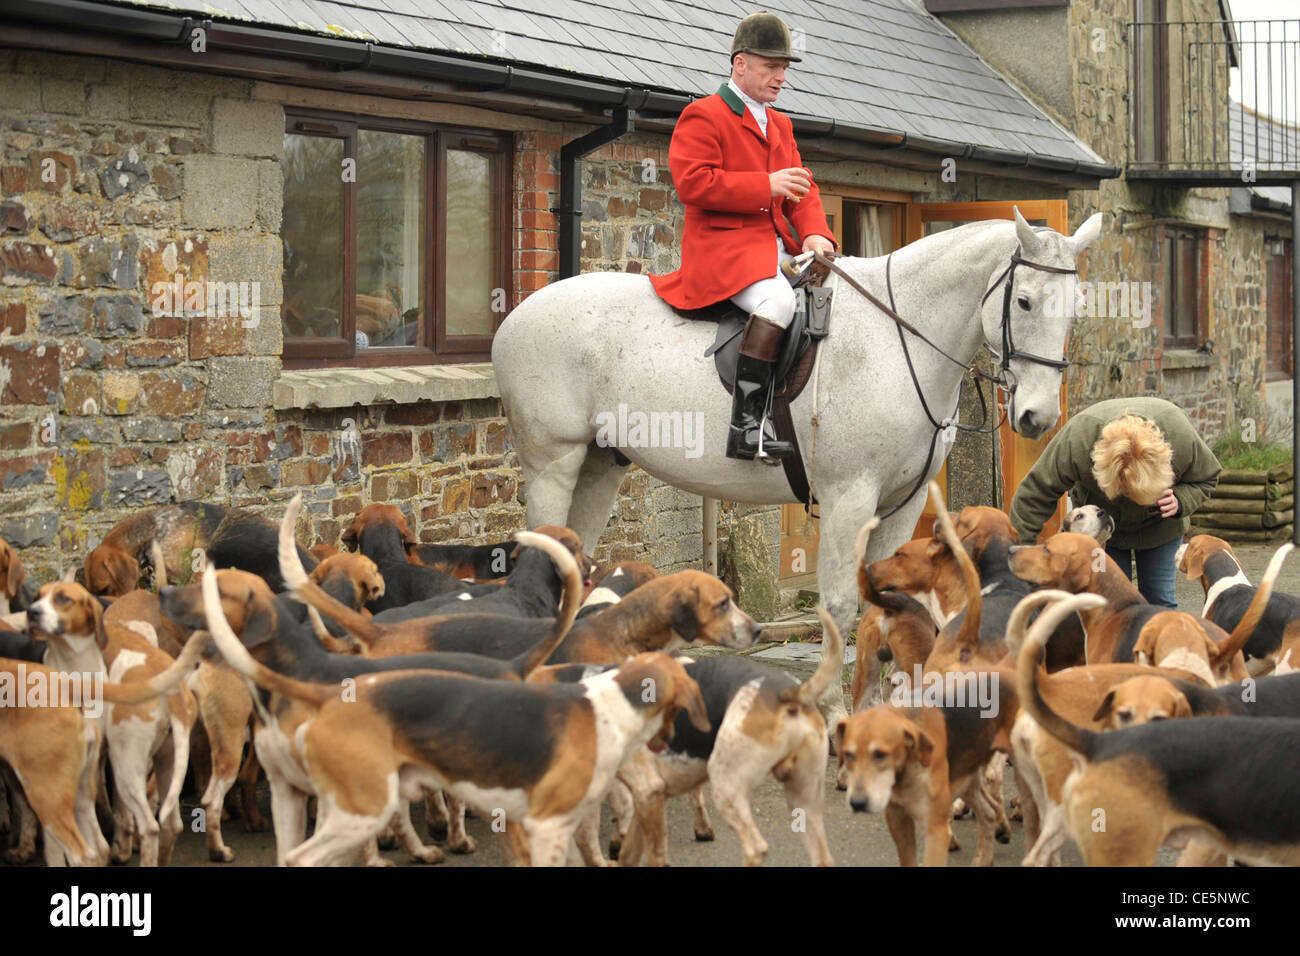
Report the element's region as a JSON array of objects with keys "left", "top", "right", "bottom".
[
  {"left": 1161, "top": 349, "right": 1214, "bottom": 370},
  {"left": 272, "top": 362, "right": 499, "bottom": 411}
]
